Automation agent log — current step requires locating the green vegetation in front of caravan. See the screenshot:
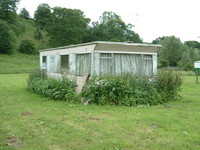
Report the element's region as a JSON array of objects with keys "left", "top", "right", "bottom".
[
  {"left": 26, "top": 69, "right": 182, "bottom": 106},
  {"left": 0, "top": 74, "right": 200, "bottom": 149},
  {"left": 82, "top": 70, "right": 182, "bottom": 106}
]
